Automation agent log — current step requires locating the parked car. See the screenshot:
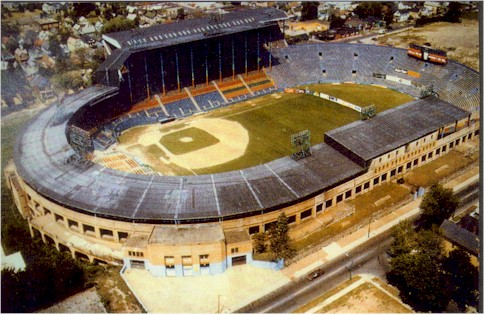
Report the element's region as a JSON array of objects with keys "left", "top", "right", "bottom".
[{"left": 306, "top": 268, "right": 325, "bottom": 281}]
